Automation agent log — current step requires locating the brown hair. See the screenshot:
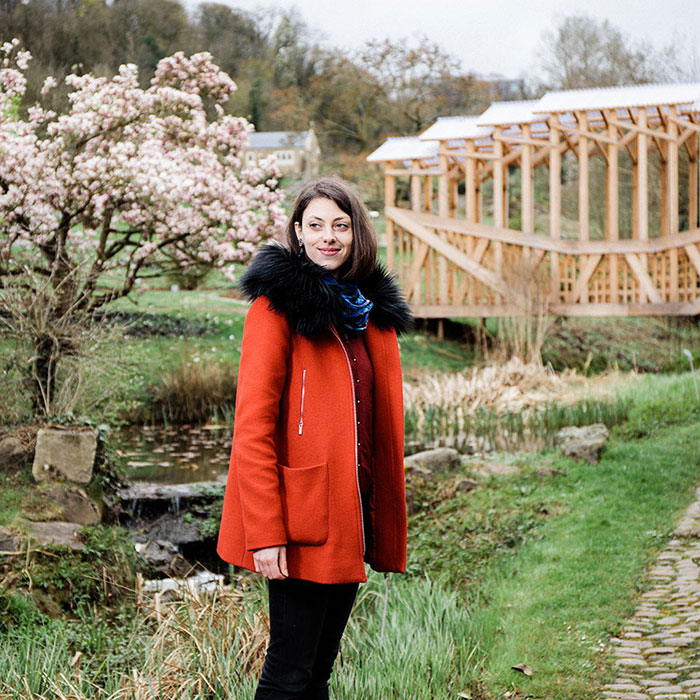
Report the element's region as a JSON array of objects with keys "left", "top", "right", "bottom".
[{"left": 285, "top": 177, "right": 378, "bottom": 281}]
